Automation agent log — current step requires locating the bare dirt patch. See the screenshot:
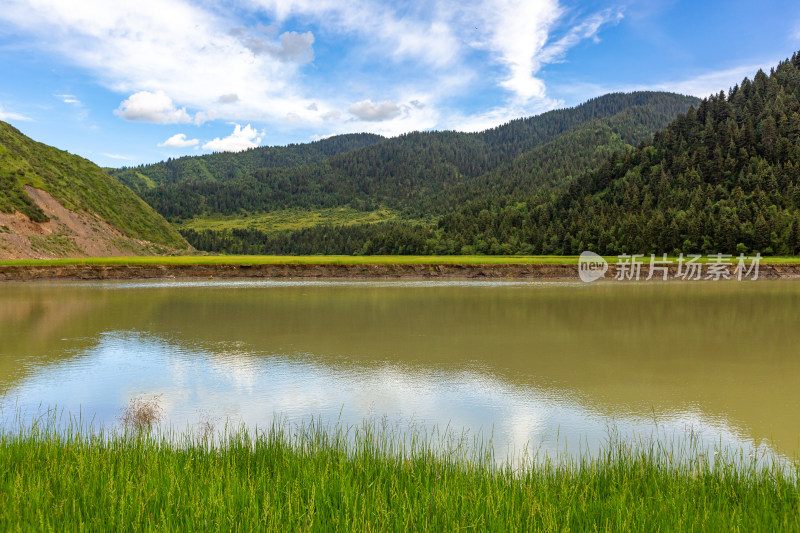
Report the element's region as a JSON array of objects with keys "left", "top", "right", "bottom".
[{"left": 0, "top": 186, "right": 158, "bottom": 259}]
